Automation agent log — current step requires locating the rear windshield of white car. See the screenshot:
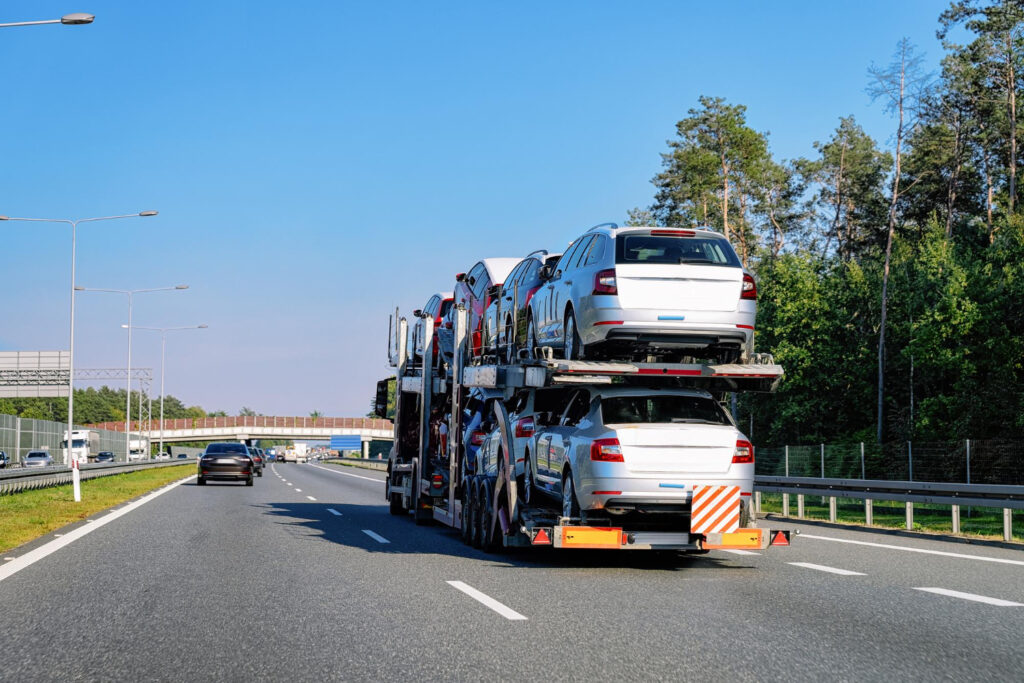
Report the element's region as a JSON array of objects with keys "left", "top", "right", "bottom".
[
  {"left": 599, "top": 395, "right": 733, "bottom": 425},
  {"left": 615, "top": 234, "right": 740, "bottom": 267}
]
